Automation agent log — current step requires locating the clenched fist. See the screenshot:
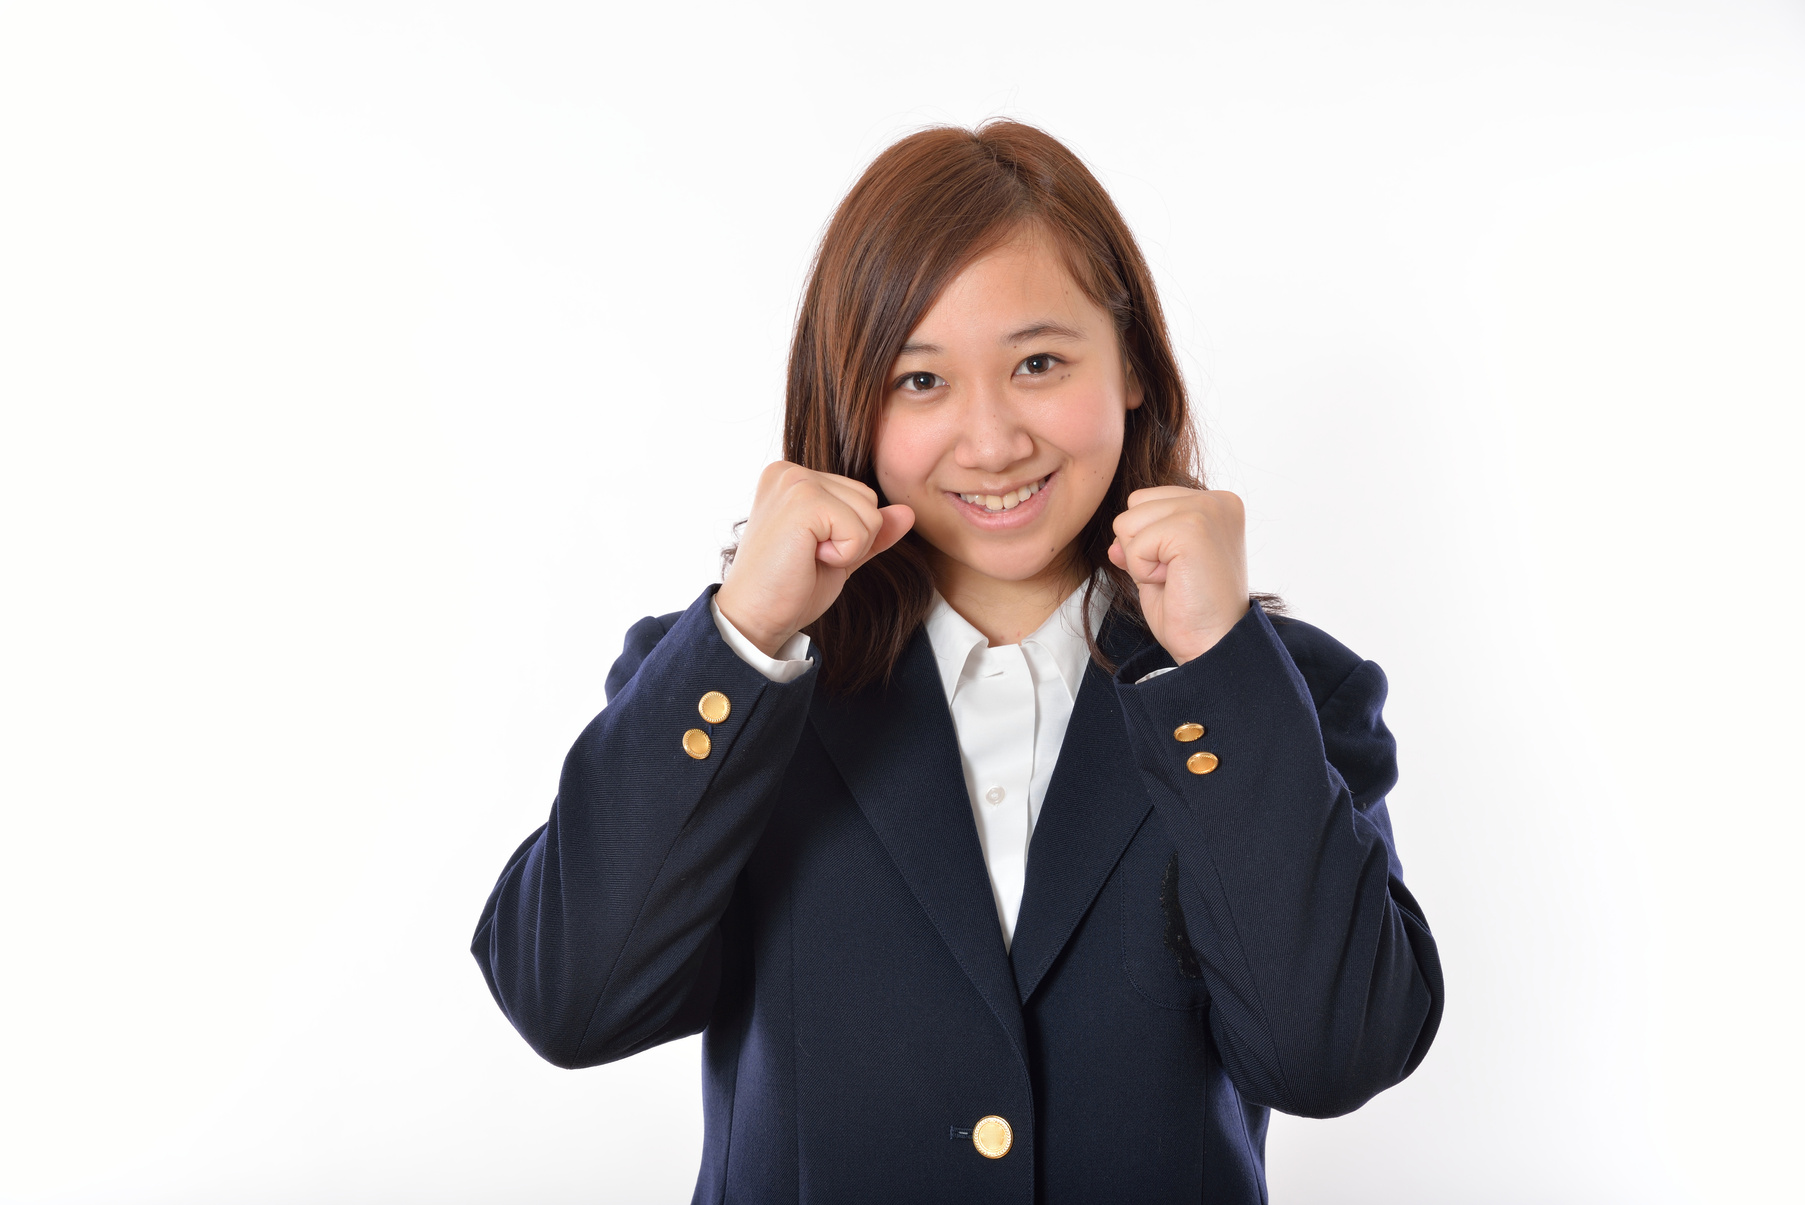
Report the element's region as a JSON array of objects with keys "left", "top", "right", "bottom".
[
  {"left": 715, "top": 462, "right": 916, "bottom": 659},
  {"left": 1108, "top": 487, "right": 1251, "bottom": 665}
]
